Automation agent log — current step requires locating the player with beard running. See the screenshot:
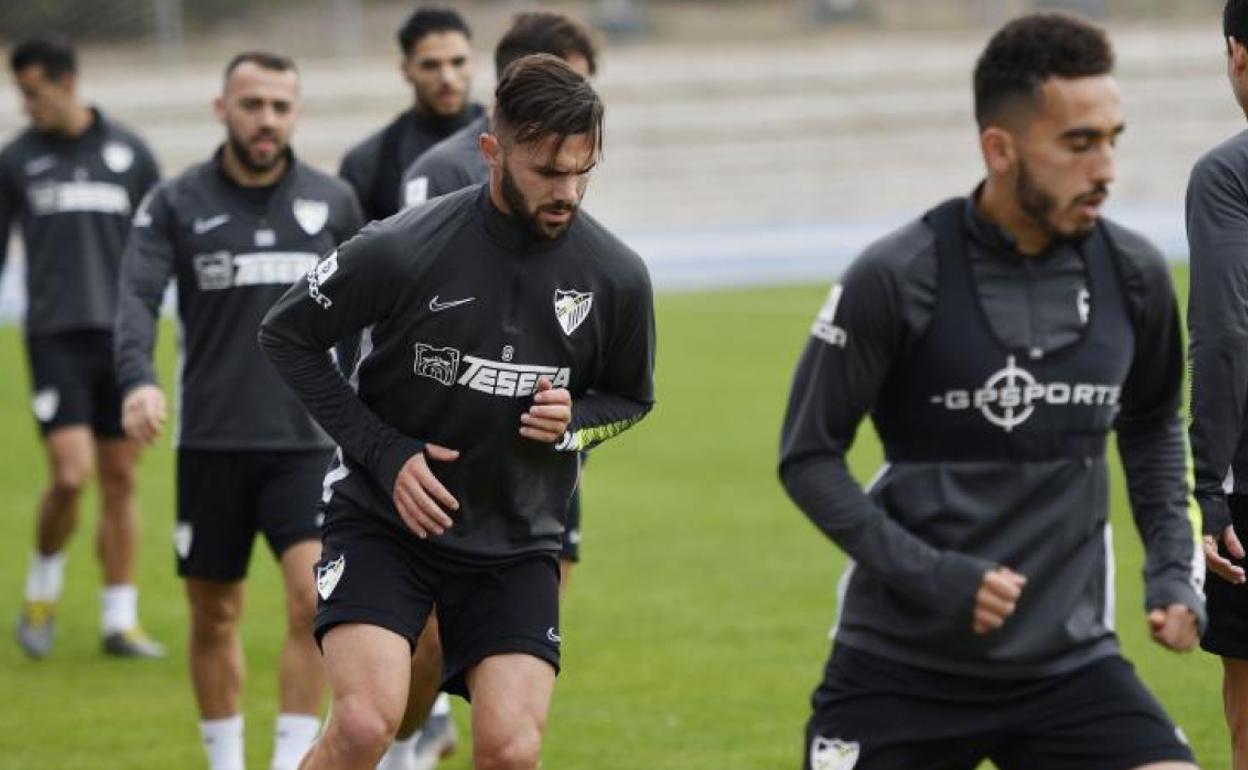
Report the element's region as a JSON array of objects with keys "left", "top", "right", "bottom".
[
  {"left": 780, "top": 13, "right": 1203, "bottom": 770},
  {"left": 260, "top": 55, "right": 654, "bottom": 770},
  {"left": 0, "top": 36, "right": 164, "bottom": 660},
  {"left": 115, "top": 52, "right": 364, "bottom": 770},
  {"left": 339, "top": 6, "right": 484, "bottom": 223},
  {"left": 379, "top": 13, "right": 598, "bottom": 770}
]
